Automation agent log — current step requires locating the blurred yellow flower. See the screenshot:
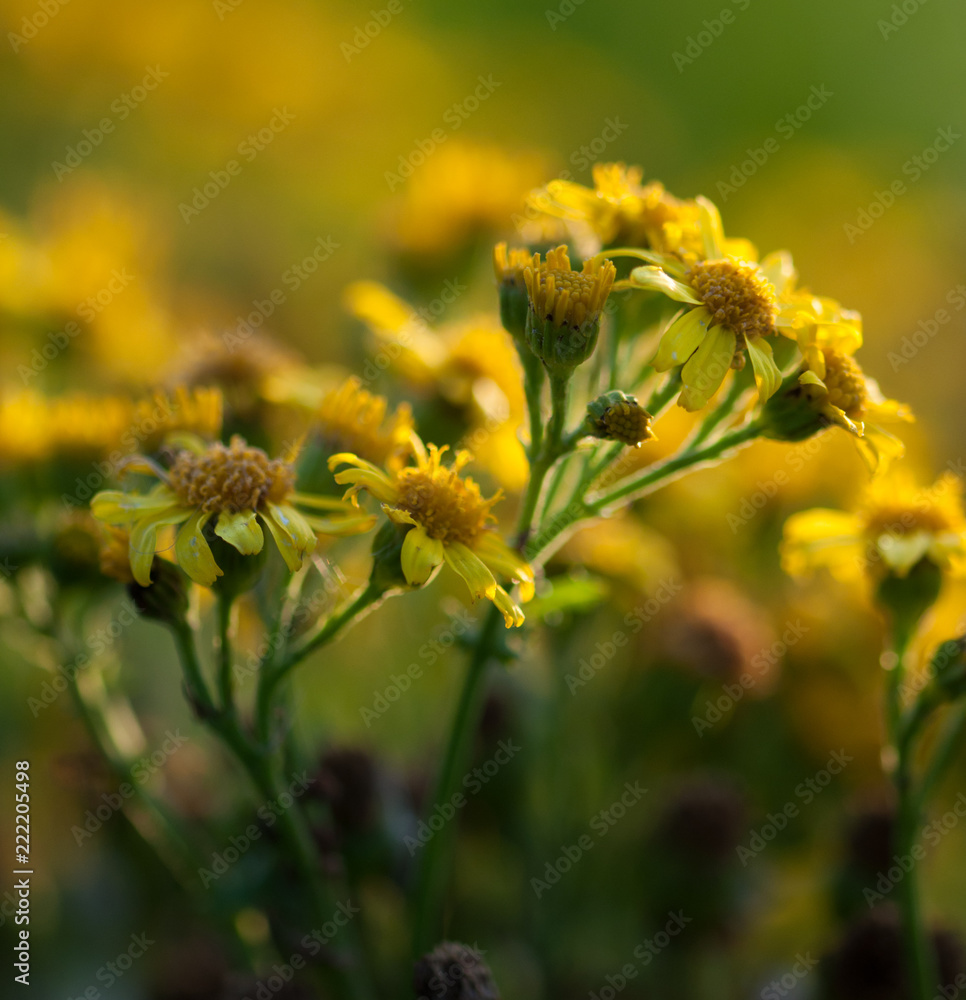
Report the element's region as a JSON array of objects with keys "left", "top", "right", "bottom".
[
  {"left": 92, "top": 435, "right": 374, "bottom": 586},
  {"left": 314, "top": 376, "right": 414, "bottom": 468},
  {"left": 330, "top": 435, "right": 533, "bottom": 627},
  {"left": 343, "top": 280, "right": 528, "bottom": 489},
  {"left": 782, "top": 470, "right": 966, "bottom": 582}
]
